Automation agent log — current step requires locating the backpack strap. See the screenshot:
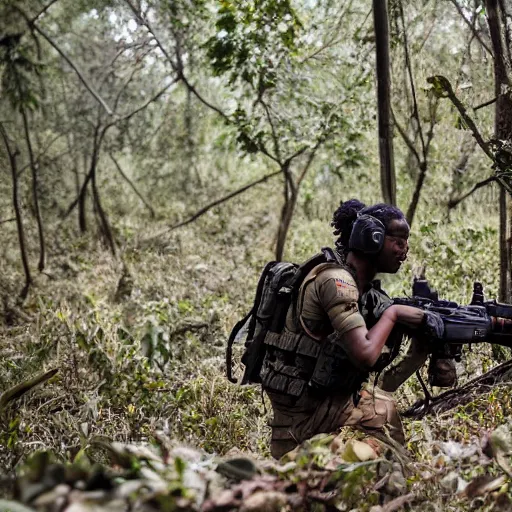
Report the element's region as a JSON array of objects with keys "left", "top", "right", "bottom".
[
  {"left": 289, "top": 248, "right": 346, "bottom": 332},
  {"left": 226, "top": 260, "right": 277, "bottom": 383}
]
